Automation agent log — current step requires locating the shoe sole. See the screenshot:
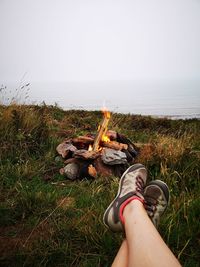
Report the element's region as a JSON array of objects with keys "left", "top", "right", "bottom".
[{"left": 103, "top": 163, "right": 147, "bottom": 229}]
